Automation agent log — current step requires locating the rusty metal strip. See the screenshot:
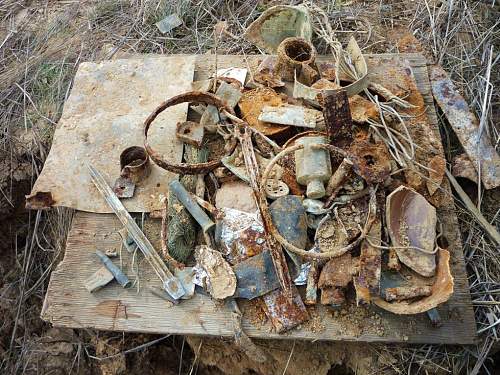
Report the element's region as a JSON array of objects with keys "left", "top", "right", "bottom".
[
  {"left": 322, "top": 89, "right": 353, "bottom": 146},
  {"left": 235, "top": 124, "right": 294, "bottom": 302},
  {"left": 430, "top": 65, "right": 500, "bottom": 189},
  {"left": 144, "top": 91, "right": 236, "bottom": 175}
]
